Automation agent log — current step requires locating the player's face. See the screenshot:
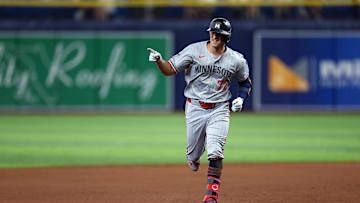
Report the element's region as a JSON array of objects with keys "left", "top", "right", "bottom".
[{"left": 209, "top": 32, "right": 225, "bottom": 48}]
